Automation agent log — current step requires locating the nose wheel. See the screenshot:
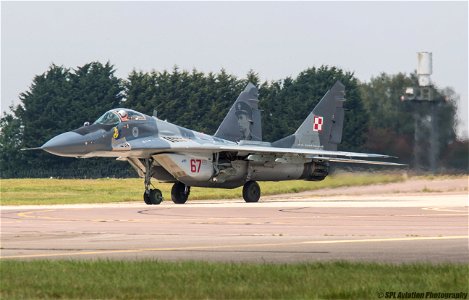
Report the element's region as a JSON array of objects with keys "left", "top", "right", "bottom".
[
  {"left": 143, "top": 157, "right": 163, "bottom": 205},
  {"left": 144, "top": 189, "right": 163, "bottom": 205}
]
